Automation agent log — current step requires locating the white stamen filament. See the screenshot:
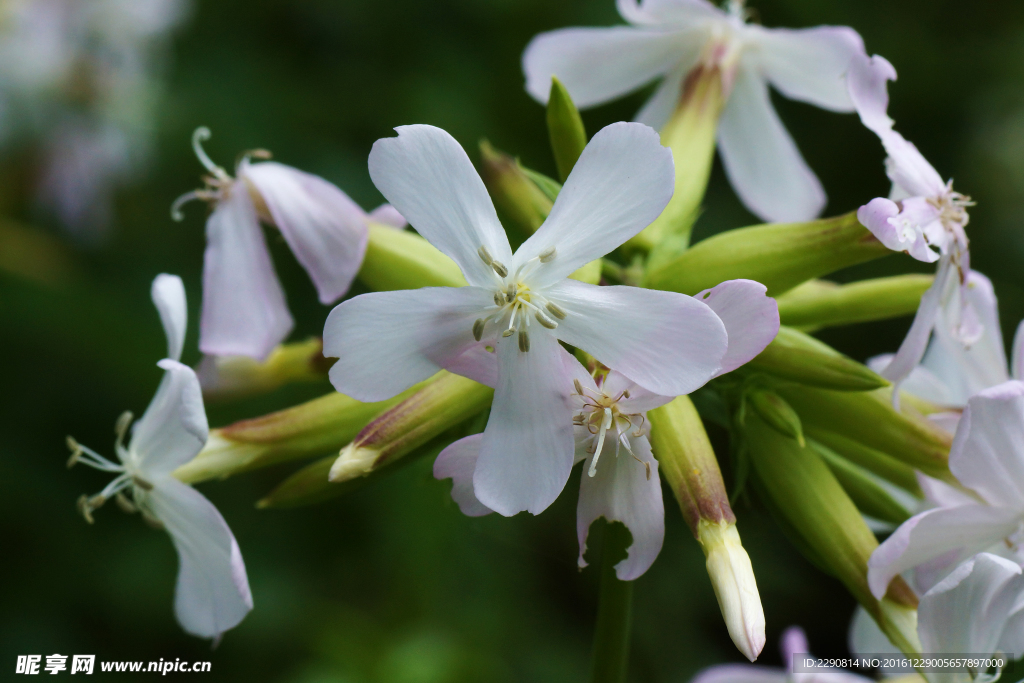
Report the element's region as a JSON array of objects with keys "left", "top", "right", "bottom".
[
  {"left": 588, "top": 408, "right": 614, "bottom": 477},
  {"left": 192, "top": 127, "right": 229, "bottom": 180}
]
